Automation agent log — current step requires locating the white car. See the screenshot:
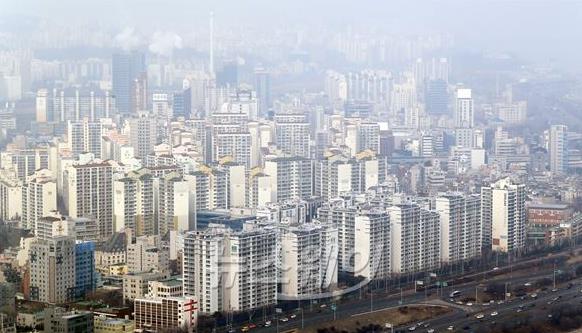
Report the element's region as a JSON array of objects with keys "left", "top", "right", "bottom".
[
  {"left": 466, "top": 302, "right": 473, "bottom": 306},
  {"left": 475, "top": 314, "right": 485, "bottom": 319},
  {"left": 427, "top": 329, "right": 435, "bottom": 333},
  {"left": 447, "top": 325, "right": 454, "bottom": 331},
  {"left": 280, "top": 317, "right": 289, "bottom": 322},
  {"left": 408, "top": 326, "right": 417, "bottom": 331},
  {"left": 524, "top": 282, "right": 532, "bottom": 287},
  {"left": 490, "top": 311, "right": 498, "bottom": 317},
  {"left": 264, "top": 321, "right": 272, "bottom": 327},
  {"left": 290, "top": 314, "right": 297, "bottom": 319}
]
